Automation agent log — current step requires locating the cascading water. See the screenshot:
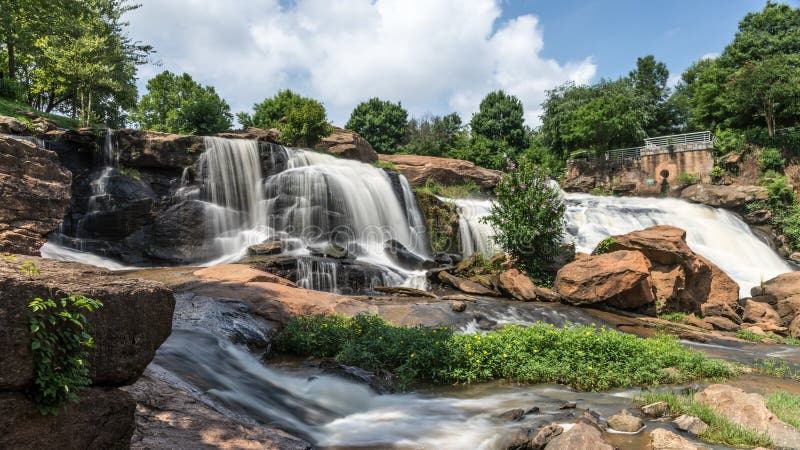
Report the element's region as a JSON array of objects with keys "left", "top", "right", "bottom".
[{"left": 449, "top": 197, "right": 501, "bottom": 258}]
